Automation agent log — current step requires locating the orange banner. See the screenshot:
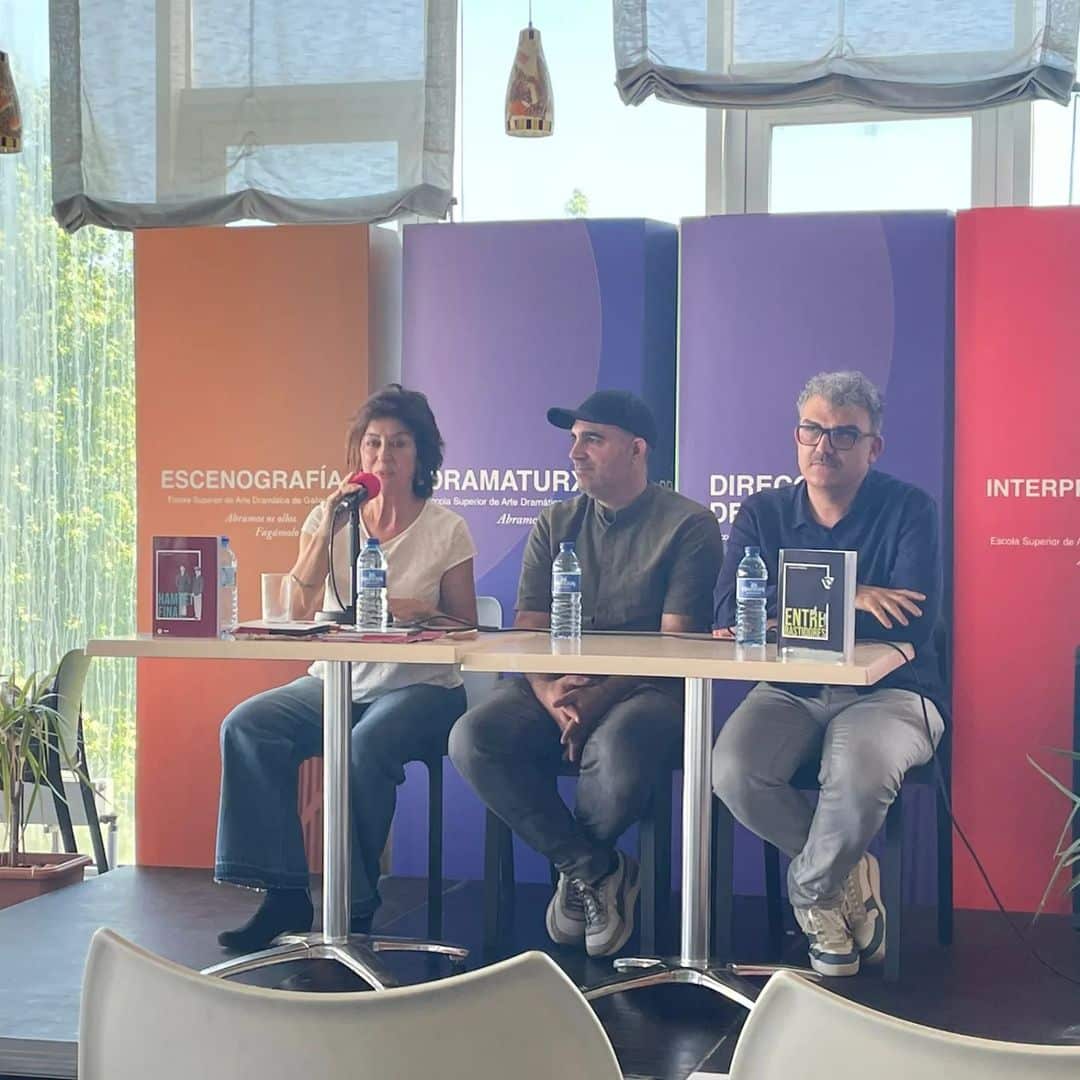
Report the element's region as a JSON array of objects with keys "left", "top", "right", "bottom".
[{"left": 135, "top": 224, "right": 370, "bottom": 867}]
